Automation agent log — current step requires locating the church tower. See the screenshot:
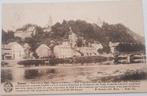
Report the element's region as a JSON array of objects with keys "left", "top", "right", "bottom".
[
  {"left": 97, "top": 17, "right": 103, "bottom": 27},
  {"left": 44, "top": 16, "right": 53, "bottom": 32},
  {"left": 68, "top": 27, "right": 77, "bottom": 48}
]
